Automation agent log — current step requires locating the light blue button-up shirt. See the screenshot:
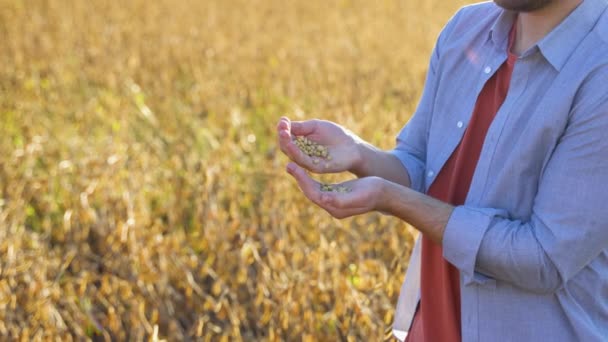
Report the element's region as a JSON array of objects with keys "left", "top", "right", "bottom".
[{"left": 391, "top": 1, "right": 608, "bottom": 341}]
